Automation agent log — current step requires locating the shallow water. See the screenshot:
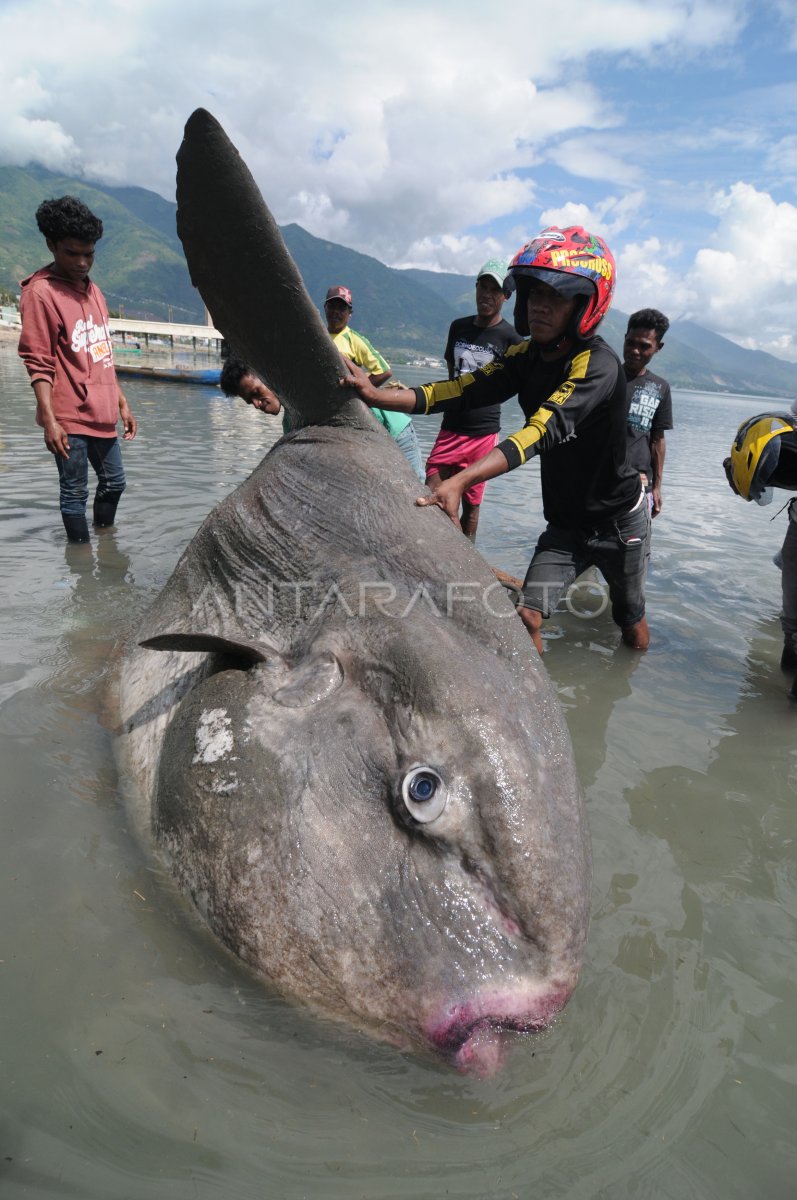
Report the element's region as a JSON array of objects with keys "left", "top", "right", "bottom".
[{"left": 1, "top": 346, "right": 795, "bottom": 1199}]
